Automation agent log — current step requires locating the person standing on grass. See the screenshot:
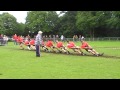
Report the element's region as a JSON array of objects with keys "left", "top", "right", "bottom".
[
  {"left": 13, "top": 34, "right": 18, "bottom": 45},
  {"left": 35, "top": 31, "right": 43, "bottom": 57}
]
